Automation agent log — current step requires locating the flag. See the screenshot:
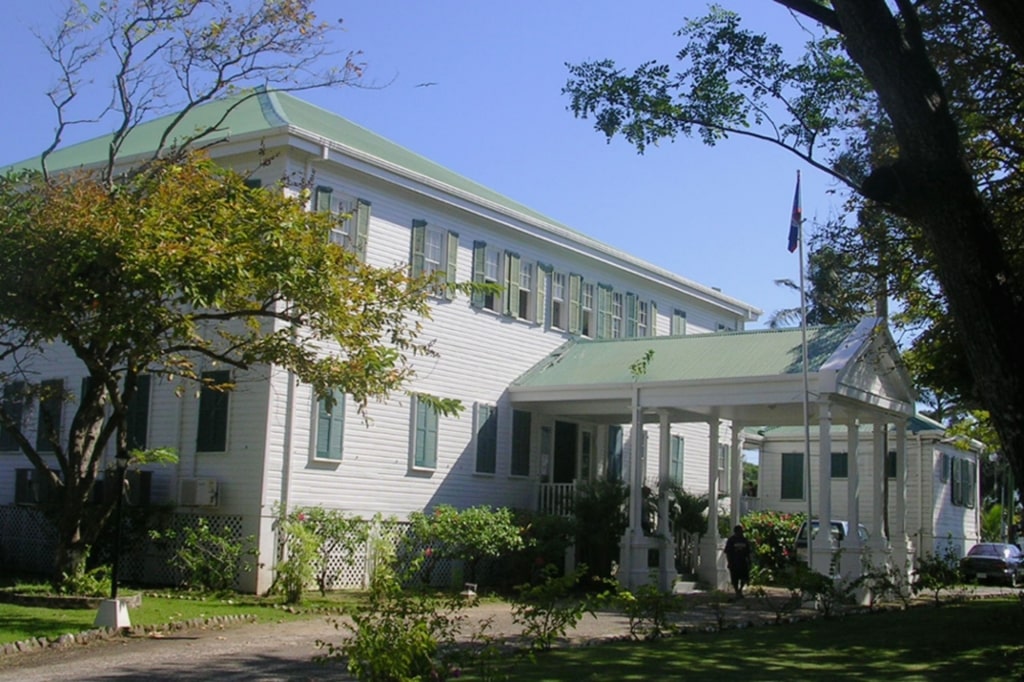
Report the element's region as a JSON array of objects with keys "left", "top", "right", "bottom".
[{"left": 788, "top": 171, "right": 801, "bottom": 253}]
